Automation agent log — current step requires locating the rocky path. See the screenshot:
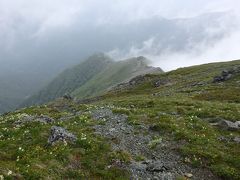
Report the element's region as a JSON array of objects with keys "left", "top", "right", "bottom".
[{"left": 91, "top": 108, "right": 219, "bottom": 180}]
